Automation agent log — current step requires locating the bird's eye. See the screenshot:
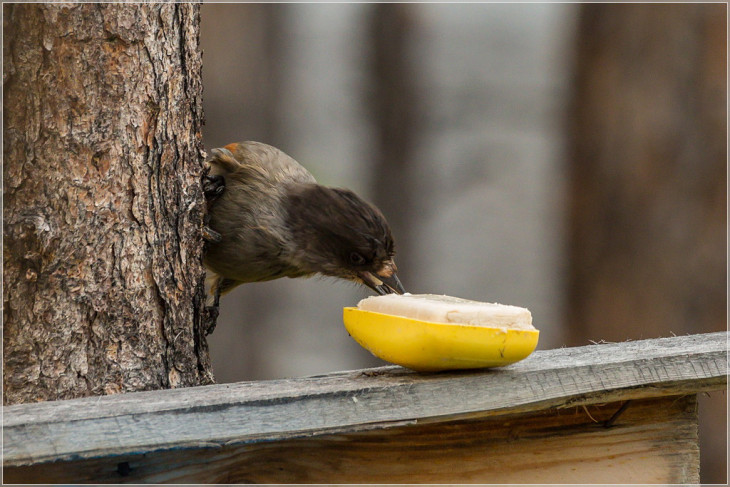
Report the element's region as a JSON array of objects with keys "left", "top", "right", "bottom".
[{"left": 349, "top": 252, "right": 366, "bottom": 266}]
